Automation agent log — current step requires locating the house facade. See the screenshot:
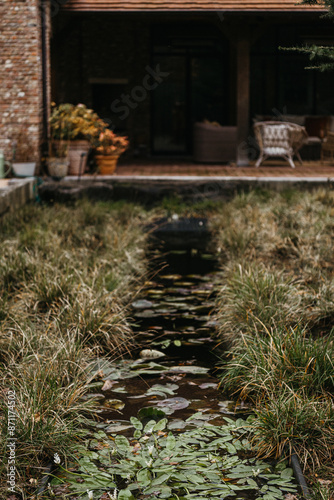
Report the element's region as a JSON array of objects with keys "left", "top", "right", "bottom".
[{"left": 0, "top": 0, "right": 332, "bottom": 167}]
